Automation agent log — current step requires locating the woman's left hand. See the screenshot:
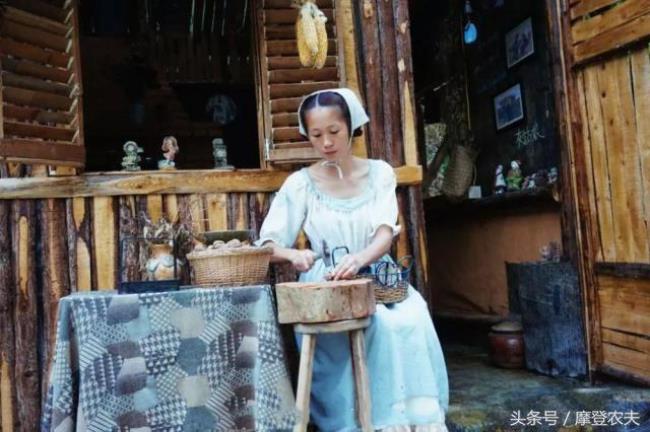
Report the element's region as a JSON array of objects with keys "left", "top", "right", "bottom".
[{"left": 329, "top": 254, "right": 364, "bottom": 281}]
